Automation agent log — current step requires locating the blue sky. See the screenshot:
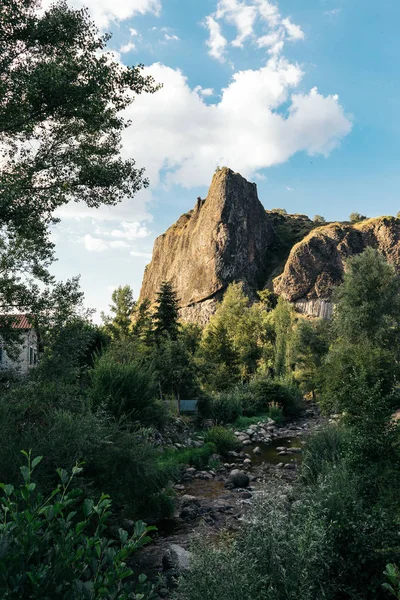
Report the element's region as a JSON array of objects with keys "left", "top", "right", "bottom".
[{"left": 49, "top": 0, "right": 400, "bottom": 320}]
